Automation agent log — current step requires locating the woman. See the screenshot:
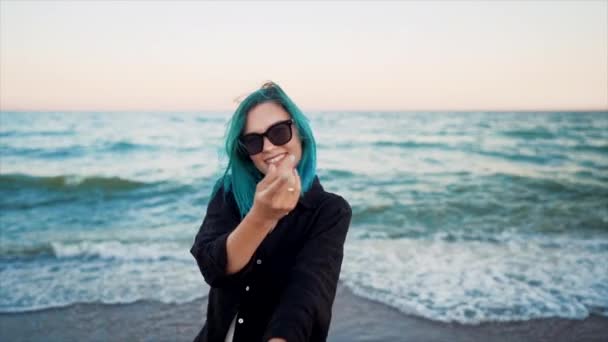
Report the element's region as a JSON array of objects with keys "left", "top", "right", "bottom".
[{"left": 190, "top": 81, "right": 352, "bottom": 342}]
